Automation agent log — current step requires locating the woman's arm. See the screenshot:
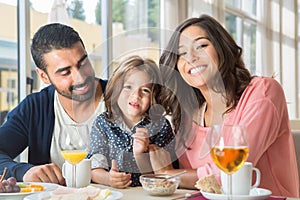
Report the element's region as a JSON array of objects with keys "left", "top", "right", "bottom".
[
  {"left": 149, "top": 144, "right": 173, "bottom": 173},
  {"left": 148, "top": 144, "right": 198, "bottom": 189},
  {"left": 161, "top": 168, "right": 199, "bottom": 189}
]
